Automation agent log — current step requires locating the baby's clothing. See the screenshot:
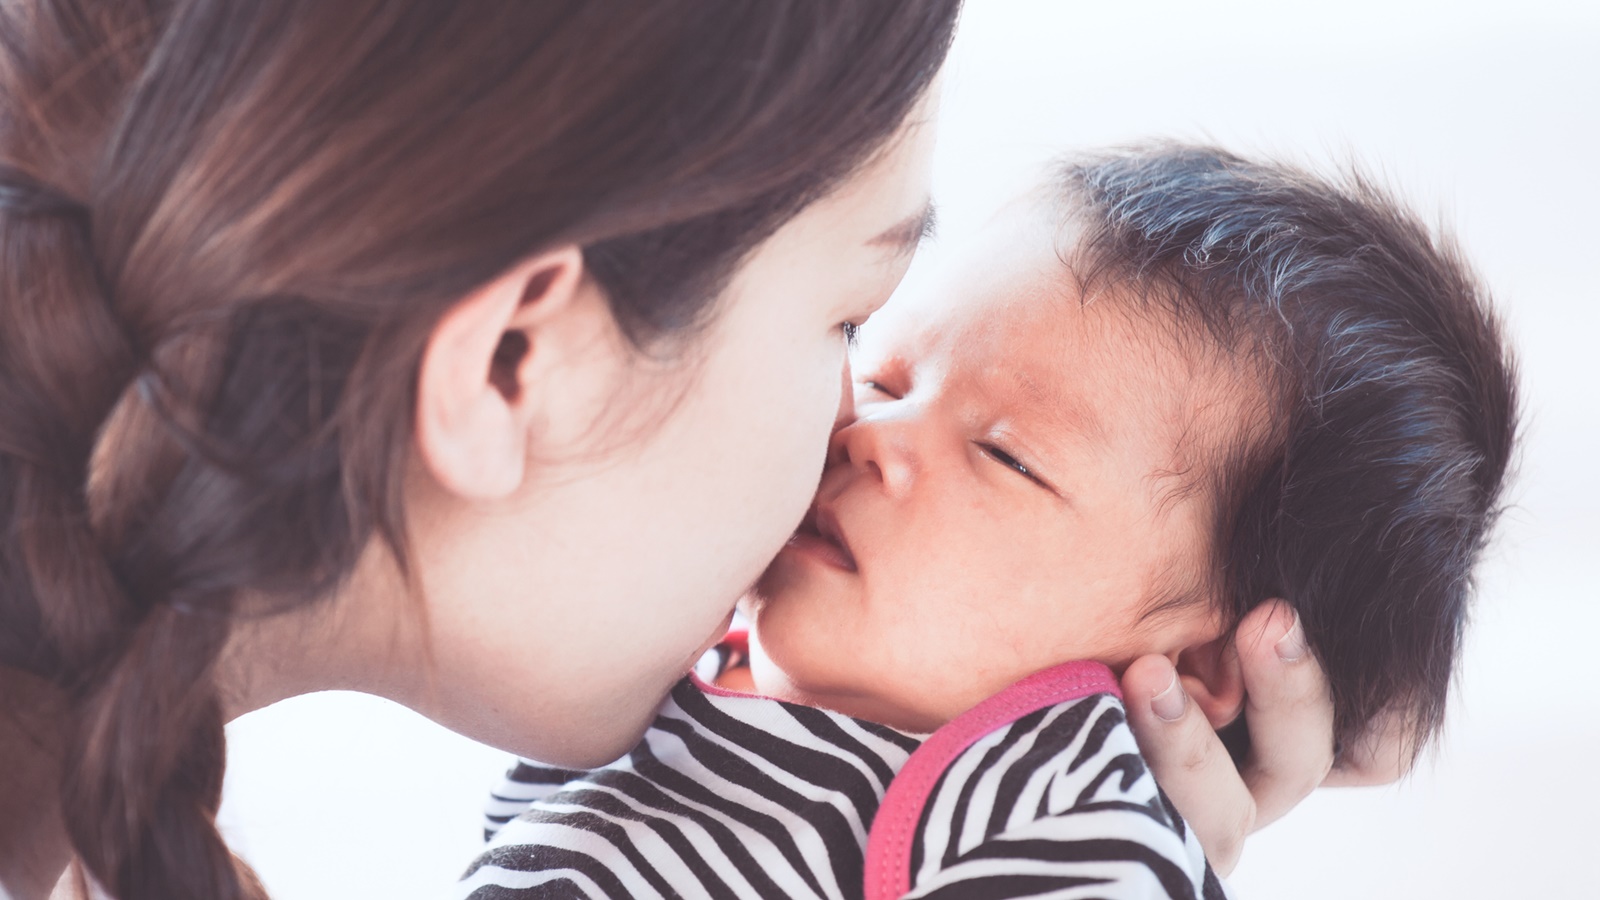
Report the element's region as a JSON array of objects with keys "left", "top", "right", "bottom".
[{"left": 461, "top": 635, "right": 1229, "bottom": 899}]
